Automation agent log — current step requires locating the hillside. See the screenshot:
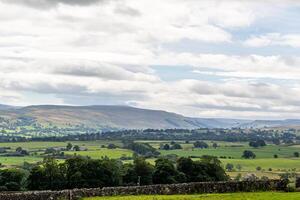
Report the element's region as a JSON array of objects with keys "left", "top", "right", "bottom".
[
  {"left": 0, "top": 105, "right": 215, "bottom": 134},
  {"left": 0, "top": 105, "right": 300, "bottom": 136}
]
